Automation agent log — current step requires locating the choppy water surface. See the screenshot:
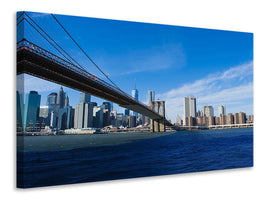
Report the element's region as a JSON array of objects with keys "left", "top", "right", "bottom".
[{"left": 17, "top": 128, "right": 253, "bottom": 188}]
